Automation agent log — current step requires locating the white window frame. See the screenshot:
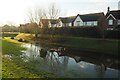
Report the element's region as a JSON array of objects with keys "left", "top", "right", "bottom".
[
  {"left": 76, "top": 21, "right": 80, "bottom": 26},
  {"left": 117, "top": 20, "right": 120, "bottom": 25},
  {"left": 108, "top": 19, "right": 113, "bottom": 25},
  {"left": 93, "top": 21, "right": 98, "bottom": 26}
]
